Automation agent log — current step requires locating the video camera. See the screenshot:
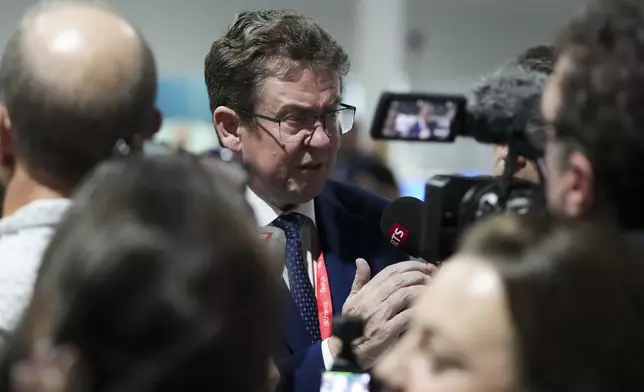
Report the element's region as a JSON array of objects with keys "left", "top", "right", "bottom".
[{"left": 371, "top": 90, "right": 547, "bottom": 262}]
